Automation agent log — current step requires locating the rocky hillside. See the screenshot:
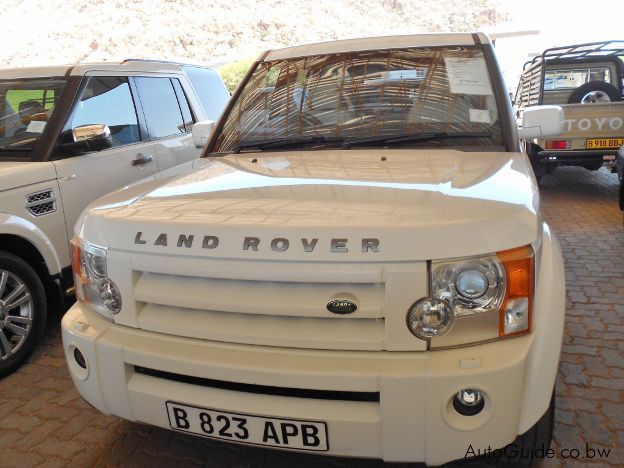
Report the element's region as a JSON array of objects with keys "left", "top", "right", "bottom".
[{"left": 1, "top": 0, "right": 509, "bottom": 69}]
